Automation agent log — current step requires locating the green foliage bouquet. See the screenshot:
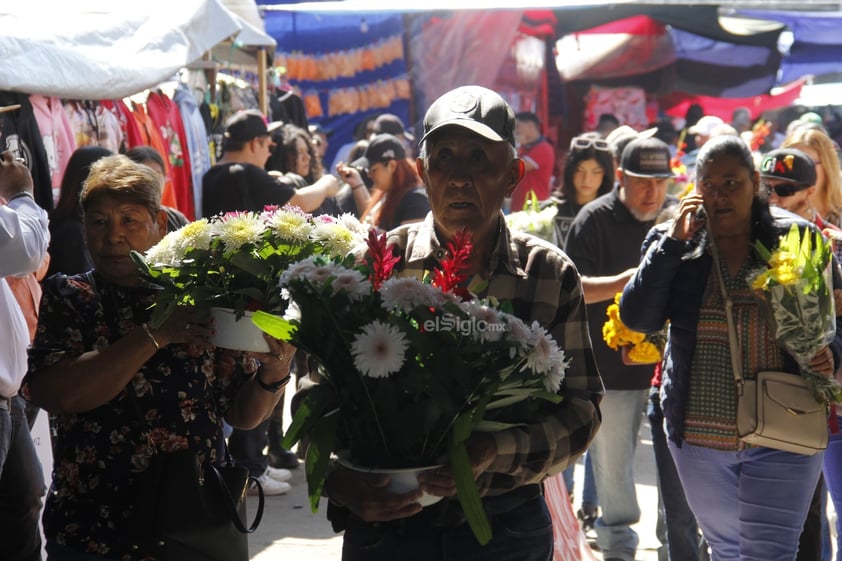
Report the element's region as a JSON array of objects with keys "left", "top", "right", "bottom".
[
  {"left": 131, "top": 206, "right": 369, "bottom": 327},
  {"left": 253, "top": 230, "right": 570, "bottom": 544},
  {"left": 749, "top": 223, "right": 842, "bottom": 403}
]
